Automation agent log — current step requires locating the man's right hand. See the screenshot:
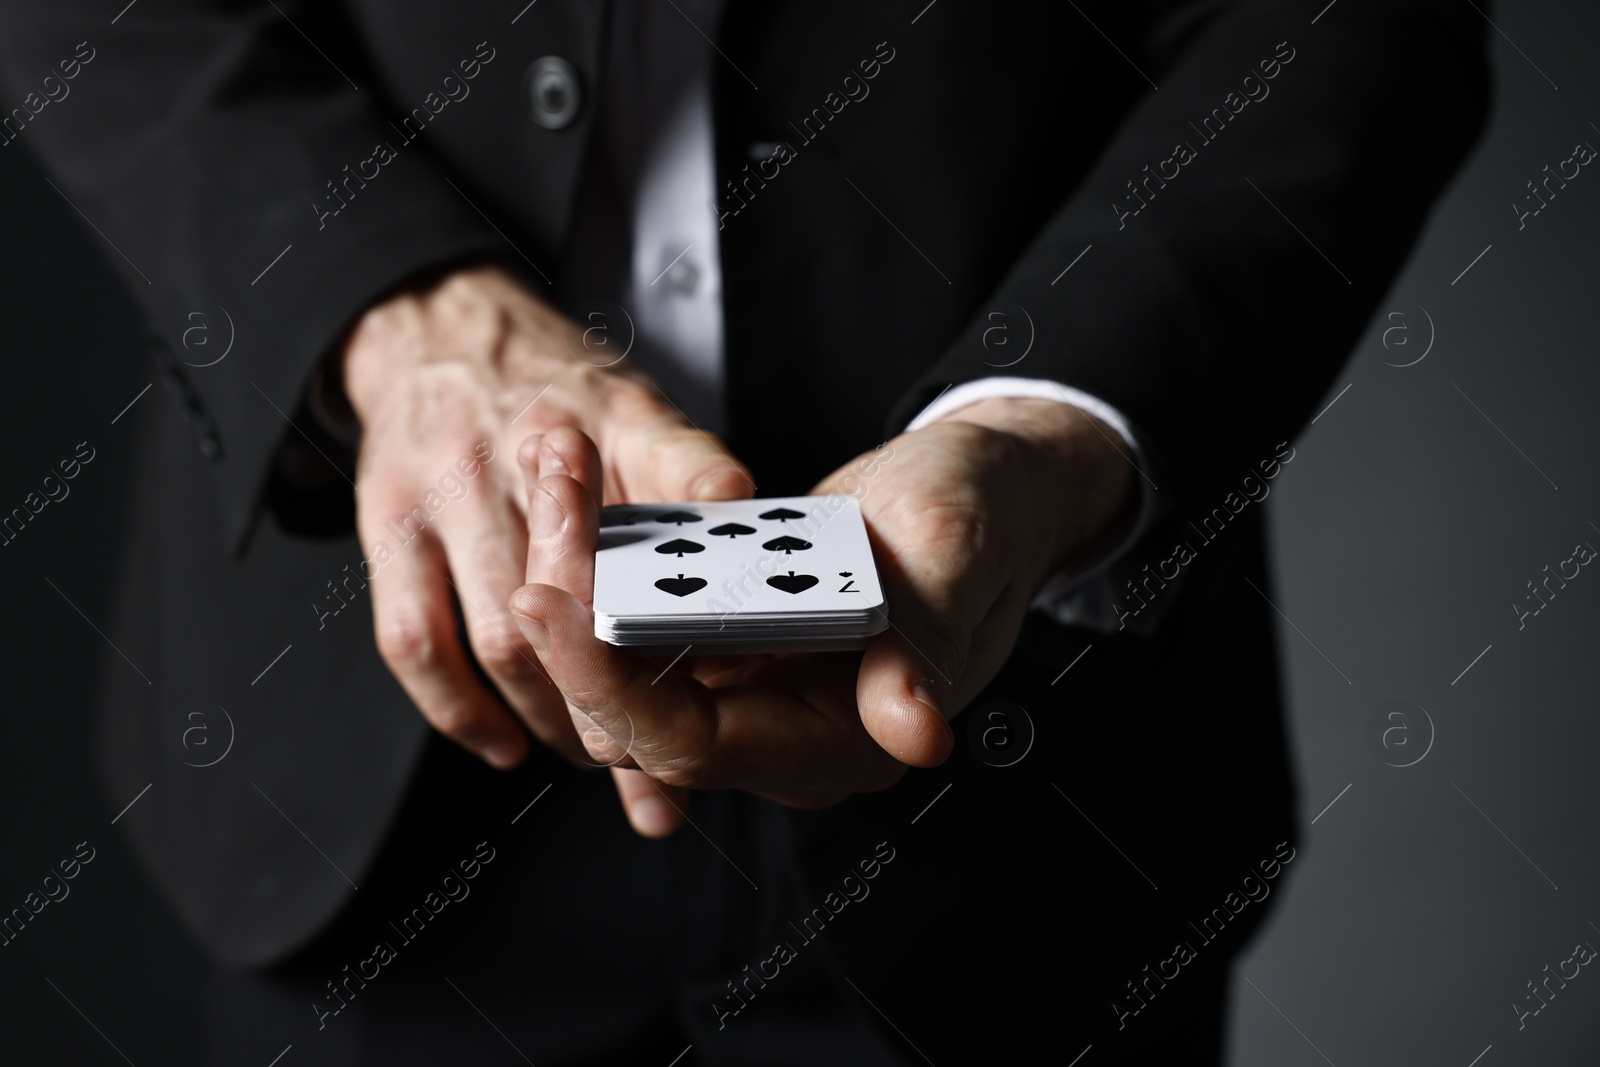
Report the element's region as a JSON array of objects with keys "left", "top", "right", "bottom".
[{"left": 340, "top": 265, "right": 752, "bottom": 774}]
